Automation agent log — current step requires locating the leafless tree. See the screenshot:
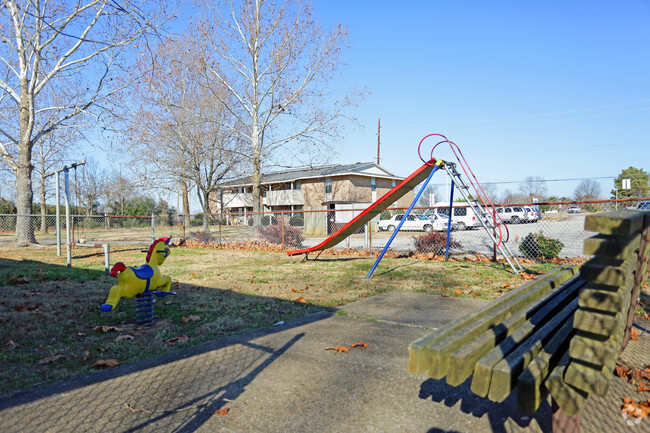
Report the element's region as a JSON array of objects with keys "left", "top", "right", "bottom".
[
  {"left": 519, "top": 176, "right": 548, "bottom": 202},
  {"left": 198, "top": 0, "right": 362, "bottom": 225},
  {"left": 0, "top": 0, "right": 173, "bottom": 245},
  {"left": 574, "top": 178, "right": 601, "bottom": 202},
  {"left": 127, "top": 35, "right": 241, "bottom": 232},
  {"left": 33, "top": 129, "right": 69, "bottom": 232}
]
